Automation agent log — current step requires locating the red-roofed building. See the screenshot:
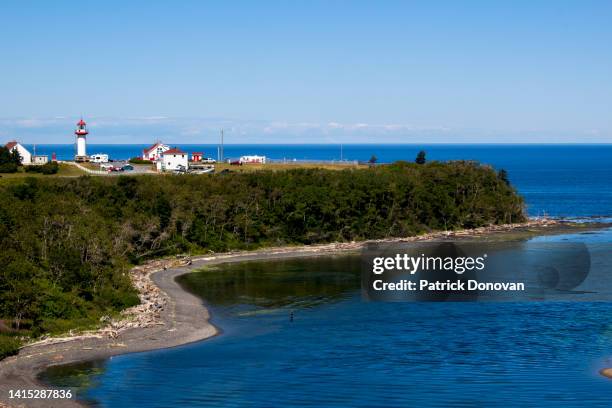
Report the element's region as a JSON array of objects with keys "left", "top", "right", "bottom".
[
  {"left": 191, "top": 152, "right": 203, "bottom": 162},
  {"left": 142, "top": 142, "right": 170, "bottom": 161},
  {"left": 4, "top": 141, "right": 32, "bottom": 164},
  {"left": 157, "top": 147, "right": 188, "bottom": 172}
]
